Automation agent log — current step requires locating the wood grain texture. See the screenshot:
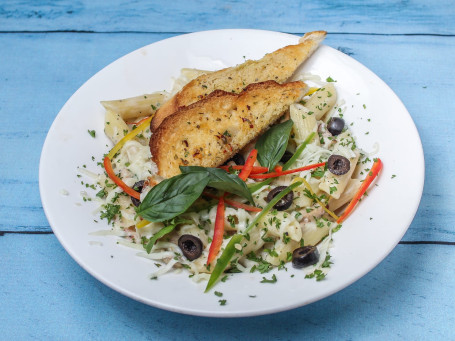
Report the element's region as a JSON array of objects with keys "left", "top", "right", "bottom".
[
  {"left": 1, "top": 33, "right": 454, "bottom": 242},
  {"left": 0, "top": 0, "right": 454, "bottom": 337},
  {"left": 0, "top": 234, "right": 453, "bottom": 339},
  {"left": 0, "top": 0, "right": 454, "bottom": 35}
]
